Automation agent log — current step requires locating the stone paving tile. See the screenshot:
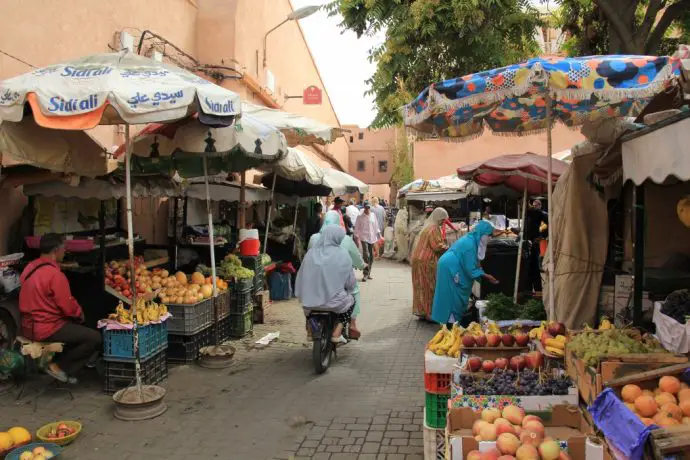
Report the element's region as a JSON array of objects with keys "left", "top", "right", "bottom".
[{"left": 1, "top": 261, "right": 434, "bottom": 459}]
